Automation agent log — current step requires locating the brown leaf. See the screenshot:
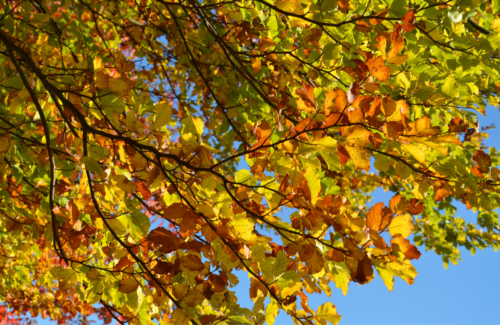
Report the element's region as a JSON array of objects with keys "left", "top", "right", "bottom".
[
  {"left": 208, "top": 273, "right": 226, "bottom": 293},
  {"left": 355, "top": 256, "right": 374, "bottom": 284},
  {"left": 473, "top": 150, "right": 491, "bottom": 173},
  {"left": 347, "top": 82, "right": 360, "bottom": 103},
  {"left": 327, "top": 249, "right": 345, "bottom": 262},
  {"left": 180, "top": 254, "right": 205, "bottom": 272},
  {"left": 354, "top": 21, "right": 371, "bottom": 33},
  {"left": 153, "top": 260, "right": 173, "bottom": 275},
  {"left": 276, "top": 93, "right": 289, "bottom": 110},
  {"left": 200, "top": 315, "right": 218, "bottom": 325},
  {"left": 118, "top": 276, "right": 140, "bottom": 293},
  {"left": 303, "top": 28, "right": 323, "bottom": 46},
  {"left": 147, "top": 227, "right": 178, "bottom": 253},
  {"left": 337, "top": 145, "right": 350, "bottom": 166},
  {"left": 258, "top": 37, "right": 276, "bottom": 52}
]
